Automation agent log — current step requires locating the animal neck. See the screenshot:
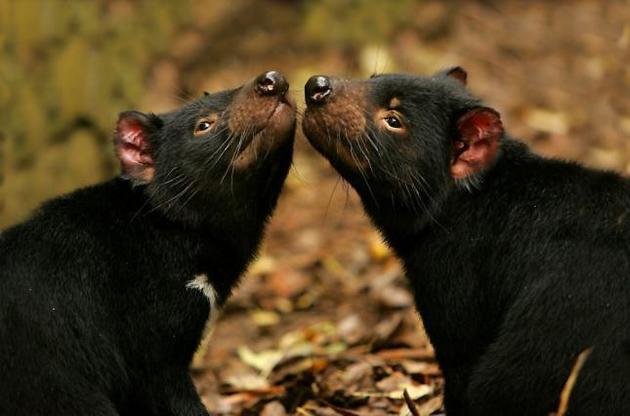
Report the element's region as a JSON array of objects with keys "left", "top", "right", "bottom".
[
  {"left": 362, "top": 137, "right": 530, "bottom": 257},
  {"left": 119, "top": 179, "right": 264, "bottom": 281},
  {"left": 368, "top": 138, "right": 535, "bottom": 365},
  {"left": 356, "top": 183, "right": 448, "bottom": 258}
]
